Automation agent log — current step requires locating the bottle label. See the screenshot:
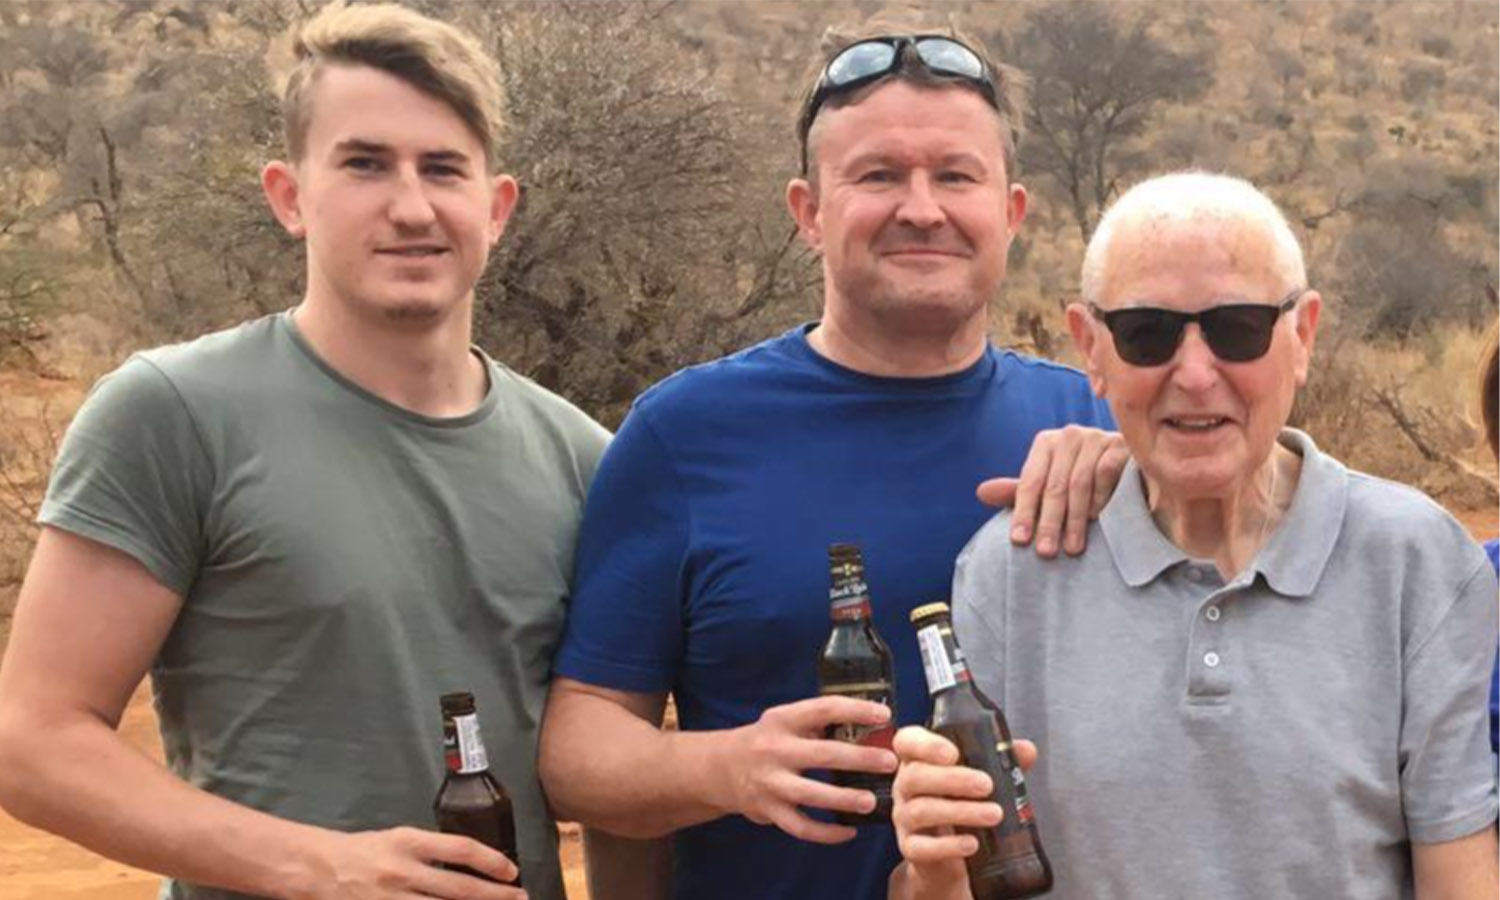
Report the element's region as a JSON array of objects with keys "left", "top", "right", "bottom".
[
  {"left": 917, "top": 623, "right": 970, "bottom": 692},
  {"left": 829, "top": 574, "right": 872, "bottom": 621},
  {"left": 1010, "top": 761, "right": 1036, "bottom": 824},
  {"left": 453, "top": 712, "right": 489, "bottom": 774},
  {"left": 993, "top": 734, "right": 1035, "bottom": 829}
]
